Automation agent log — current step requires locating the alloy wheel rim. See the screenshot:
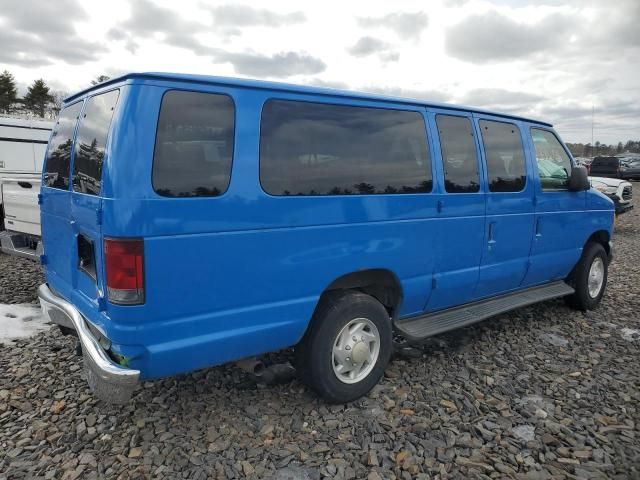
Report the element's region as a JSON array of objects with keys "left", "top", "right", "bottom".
[
  {"left": 332, "top": 318, "right": 380, "bottom": 384},
  {"left": 587, "top": 256, "right": 605, "bottom": 298}
]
